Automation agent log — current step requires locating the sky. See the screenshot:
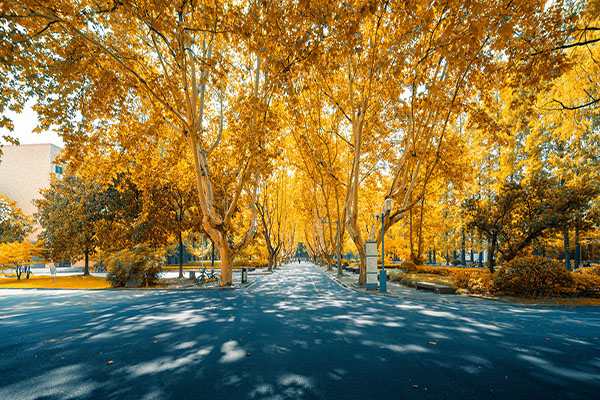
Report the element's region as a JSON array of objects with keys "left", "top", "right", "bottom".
[{"left": 0, "top": 100, "right": 64, "bottom": 148}]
